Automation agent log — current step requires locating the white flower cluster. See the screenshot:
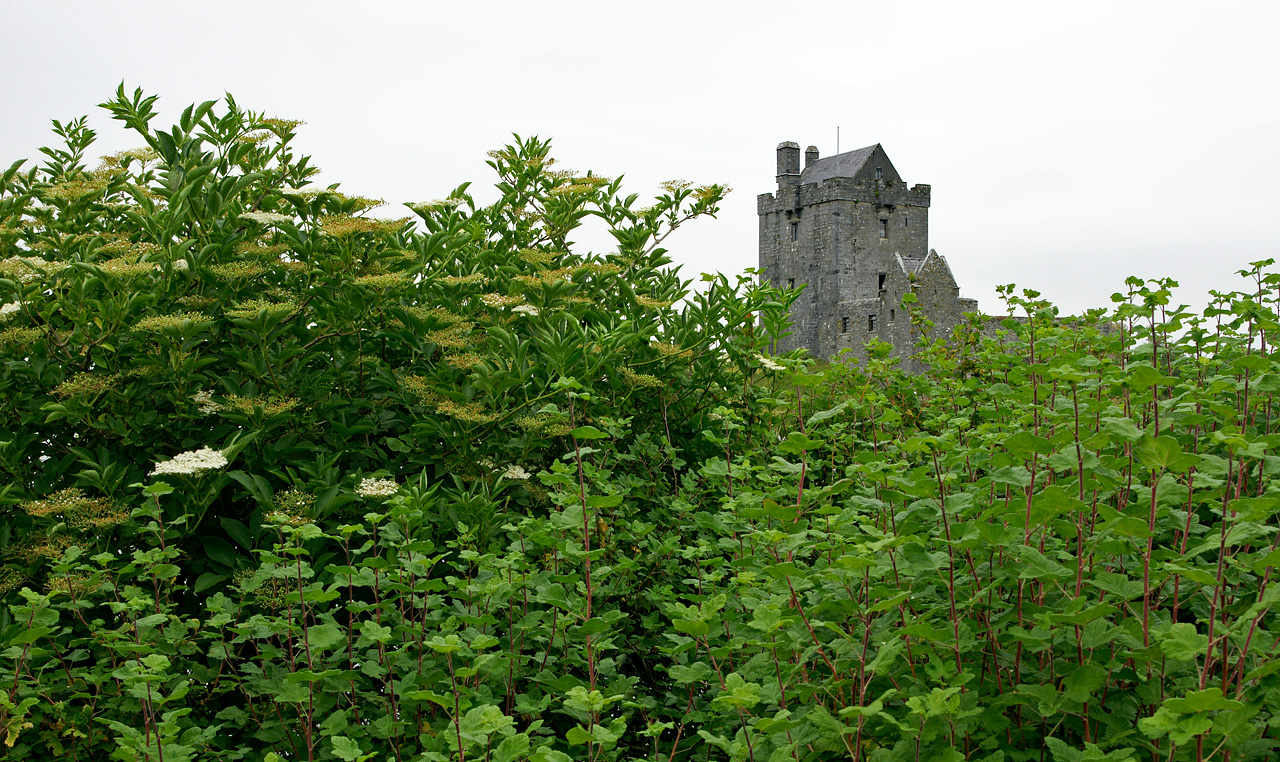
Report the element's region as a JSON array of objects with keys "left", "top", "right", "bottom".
[
  {"left": 356, "top": 477, "right": 399, "bottom": 498},
  {"left": 479, "top": 293, "right": 523, "bottom": 308},
  {"left": 0, "top": 301, "right": 25, "bottom": 321},
  {"left": 149, "top": 447, "right": 229, "bottom": 476},
  {"left": 499, "top": 464, "right": 531, "bottom": 481},
  {"left": 172, "top": 259, "right": 190, "bottom": 271},
  {"left": 238, "top": 211, "right": 295, "bottom": 225},
  {"left": 191, "top": 390, "right": 222, "bottom": 415},
  {"left": 277, "top": 186, "right": 325, "bottom": 197},
  {"left": 0, "top": 256, "right": 58, "bottom": 283},
  {"left": 412, "top": 198, "right": 465, "bottom": 210},
  {"left": 512, "top": 304, "right": 539, "bottom": 316},
  {"left": 756, "top": 354, "right": 785, "bottom": 372}
]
